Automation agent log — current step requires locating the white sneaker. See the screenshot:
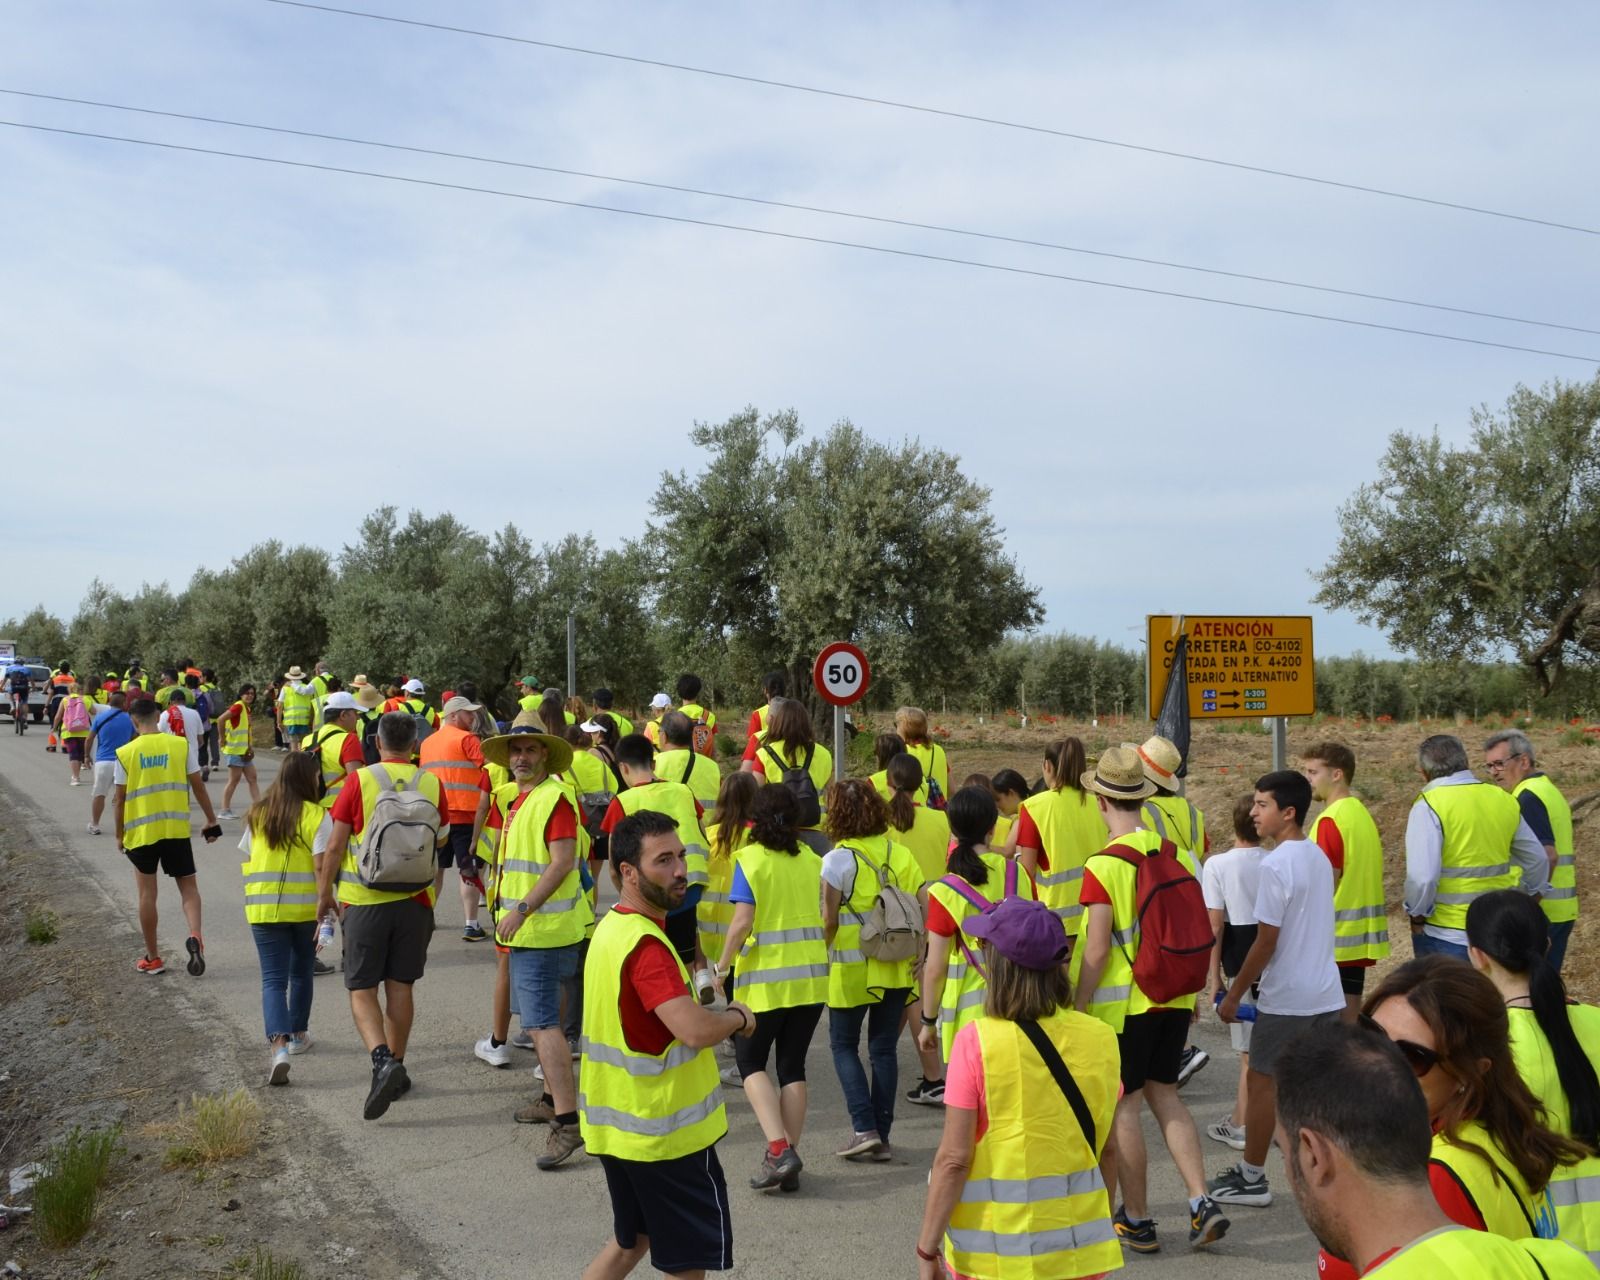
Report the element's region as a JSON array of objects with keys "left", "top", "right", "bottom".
[
  {"left": 532, "top": 1061, "right": 544, "bottom": 1083},
  {"left": 218, "top": 809, "right": 238, "bottom": 820},
  {"left": 1207, "top": 1118, "right": 1247, "bottom": 1150},
  {"left": 720, "top": 1065, "right": 744, "bottom": 1087},
  {"left": 69, "top": 778, "right": 82, "bottom": 787},
  {"left": 86, "top": 823, "right": 101, "bottom": 835},
  {"left": 475, "top": 1035, "right": 511, "bottom": 1068},
  {"left": 286, "top": 1034, "right": 313, "bottom": 1056},
  {"left": 268, "top": 1048, "right": 291, "bottom": 1086}
]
